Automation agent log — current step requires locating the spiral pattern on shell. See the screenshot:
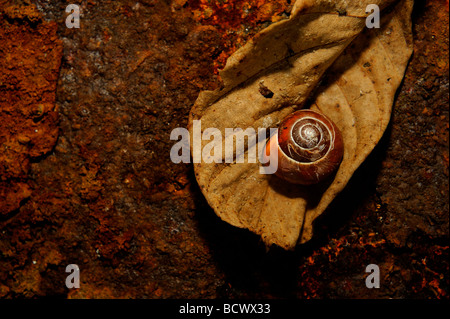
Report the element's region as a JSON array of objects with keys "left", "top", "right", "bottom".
[{"left": 264, "top": 109, "right": 344, "bottom": 185}]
